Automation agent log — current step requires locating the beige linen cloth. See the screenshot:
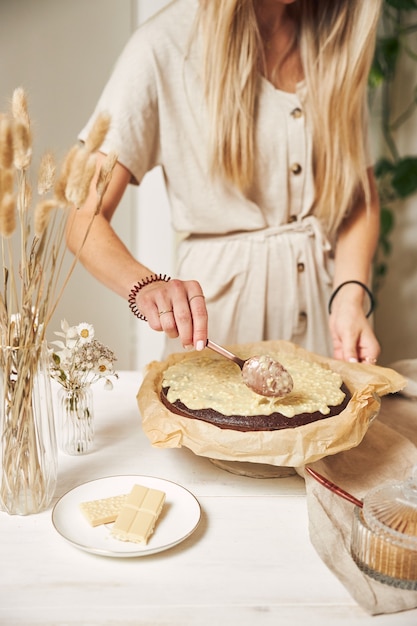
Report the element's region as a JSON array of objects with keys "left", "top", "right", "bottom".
[{"left": 300, "top": 359, "right": 417, "bottom": 615}]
